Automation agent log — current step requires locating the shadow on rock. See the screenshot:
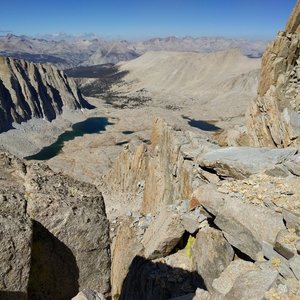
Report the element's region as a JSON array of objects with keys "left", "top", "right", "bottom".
[
  {"left": 0, "top": 291, "right": 27, "bottom": 300},
  {"left": 28, "top": 221, "right": 79, "bottom": 300},
  {"left": 119, "top": 255, "right": 205, "bottom": 300}
]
